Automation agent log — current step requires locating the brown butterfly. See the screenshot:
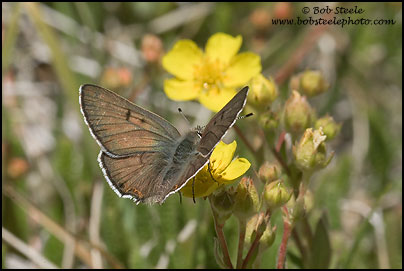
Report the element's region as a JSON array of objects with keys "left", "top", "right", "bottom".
[{"left": 79, "top": 84, "right": 249, "bottom": 204}]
